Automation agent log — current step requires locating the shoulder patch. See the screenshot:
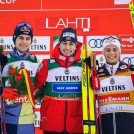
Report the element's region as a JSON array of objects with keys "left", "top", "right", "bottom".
[
  {"left": 50, "top": 59, "right": 55, "bottom": 63},
  {"left": 77, "top": 60, "right": 81, "bottom": 63},
  {"left": 30, "top": 55, "right": 35, "bottom": 60},
  {"left": 59, "top": 55, "right": 65, "bottom": 60},
  {"left": 120, "top": 65, "right": 128, "bottom": 70},
  {"left": 69, "top": 58, "right": 74, "bottom": 62},
  {"left": 6, "top": 54, "right": 11, "bottom": 58},
  {"left": 37, "top": 62, "right": 43, "bottom": 72}
]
